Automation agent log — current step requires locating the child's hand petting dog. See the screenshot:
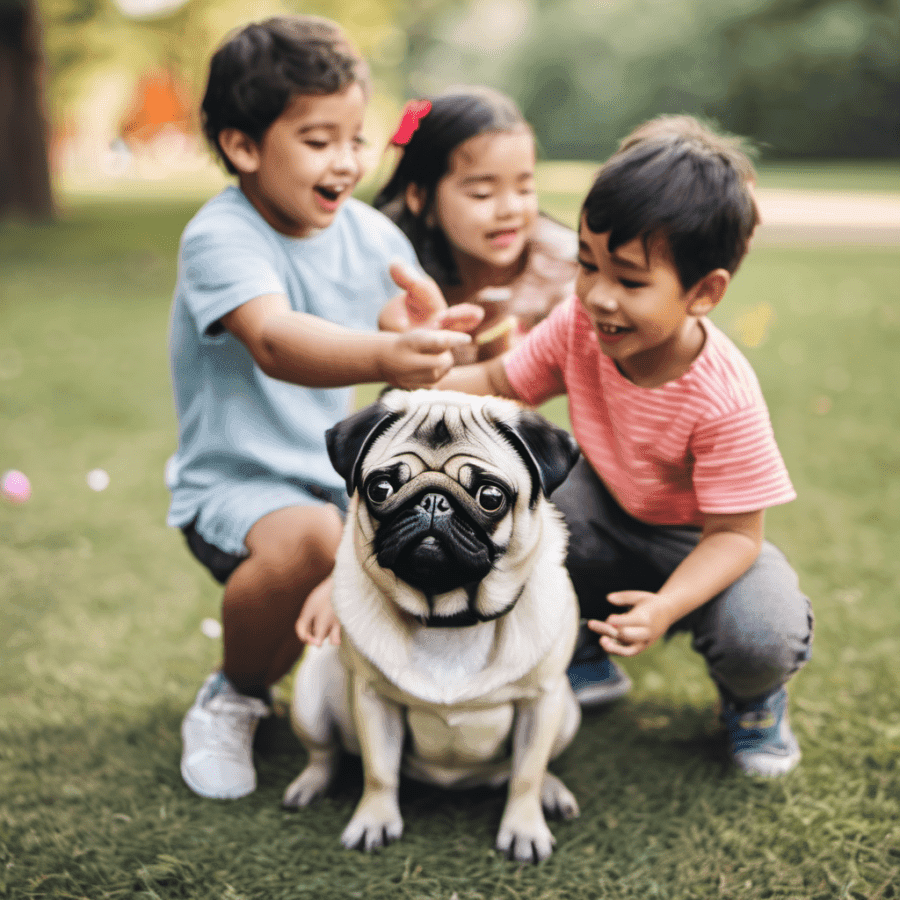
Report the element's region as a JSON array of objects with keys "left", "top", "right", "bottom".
[{"left": 296, "top": 576, "right": 341, "bottom": 647}]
